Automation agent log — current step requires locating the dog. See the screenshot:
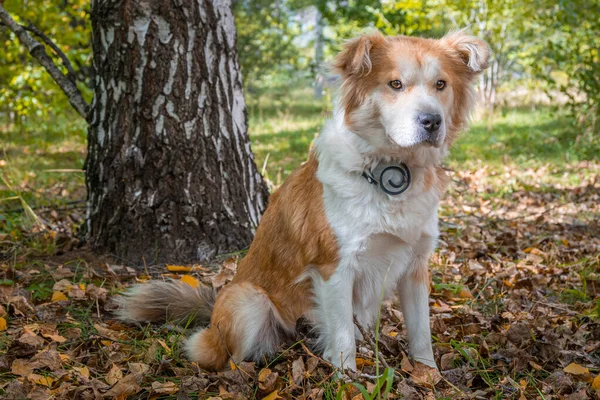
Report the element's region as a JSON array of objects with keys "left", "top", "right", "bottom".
[{"left": 117, "top": 30, "right": 489, "bottom": 372}]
